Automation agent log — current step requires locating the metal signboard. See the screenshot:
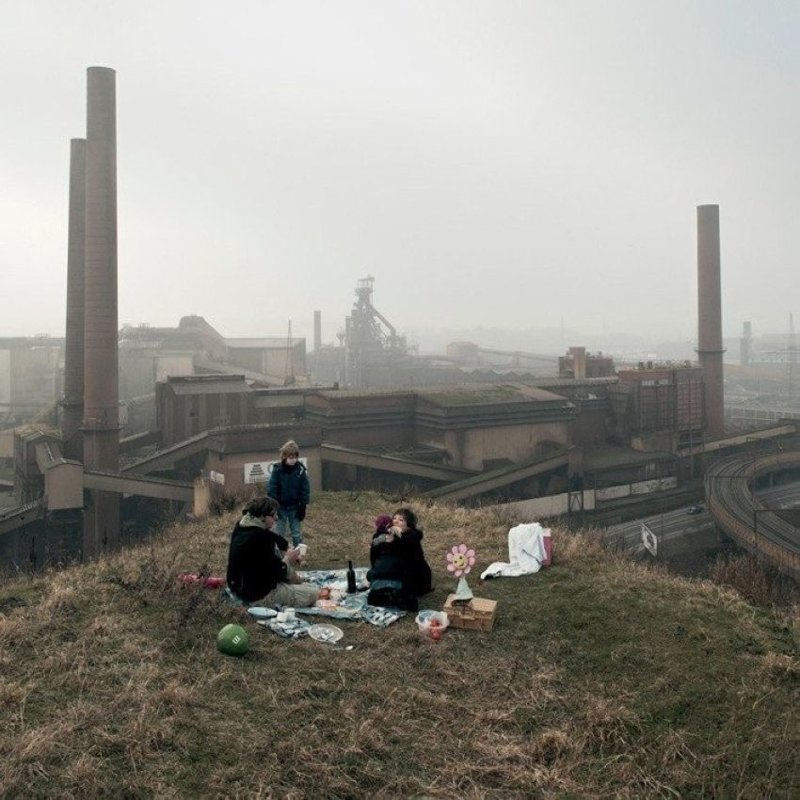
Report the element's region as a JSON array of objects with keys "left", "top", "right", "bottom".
[{"left": 641, "top": 522, "right": 658, "bottom": 557}]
